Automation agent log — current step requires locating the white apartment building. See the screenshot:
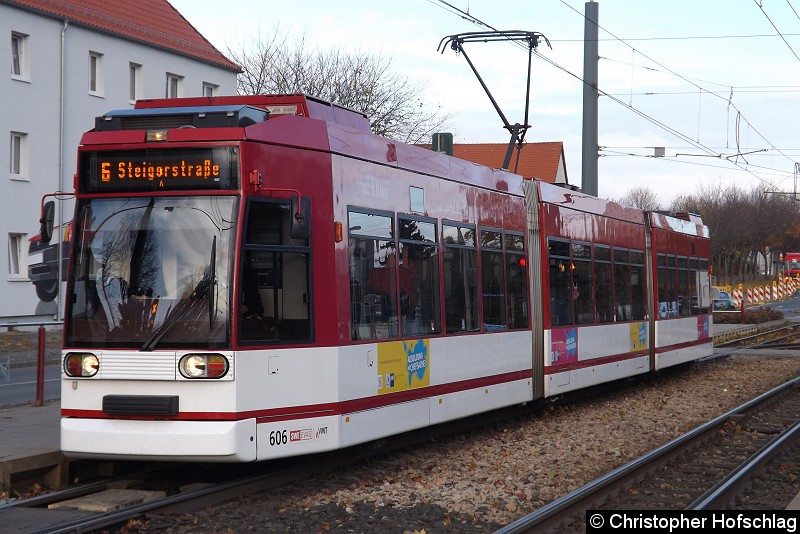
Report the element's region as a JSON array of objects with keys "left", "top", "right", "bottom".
[{"left": 1, "top": 0, "right": 239, "bottom": 322}]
